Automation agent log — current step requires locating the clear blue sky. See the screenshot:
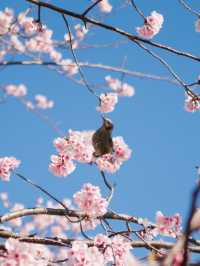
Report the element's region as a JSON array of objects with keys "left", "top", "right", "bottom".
[{"left": 1, "top": 0, "right": 200, "bottom": 230}]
